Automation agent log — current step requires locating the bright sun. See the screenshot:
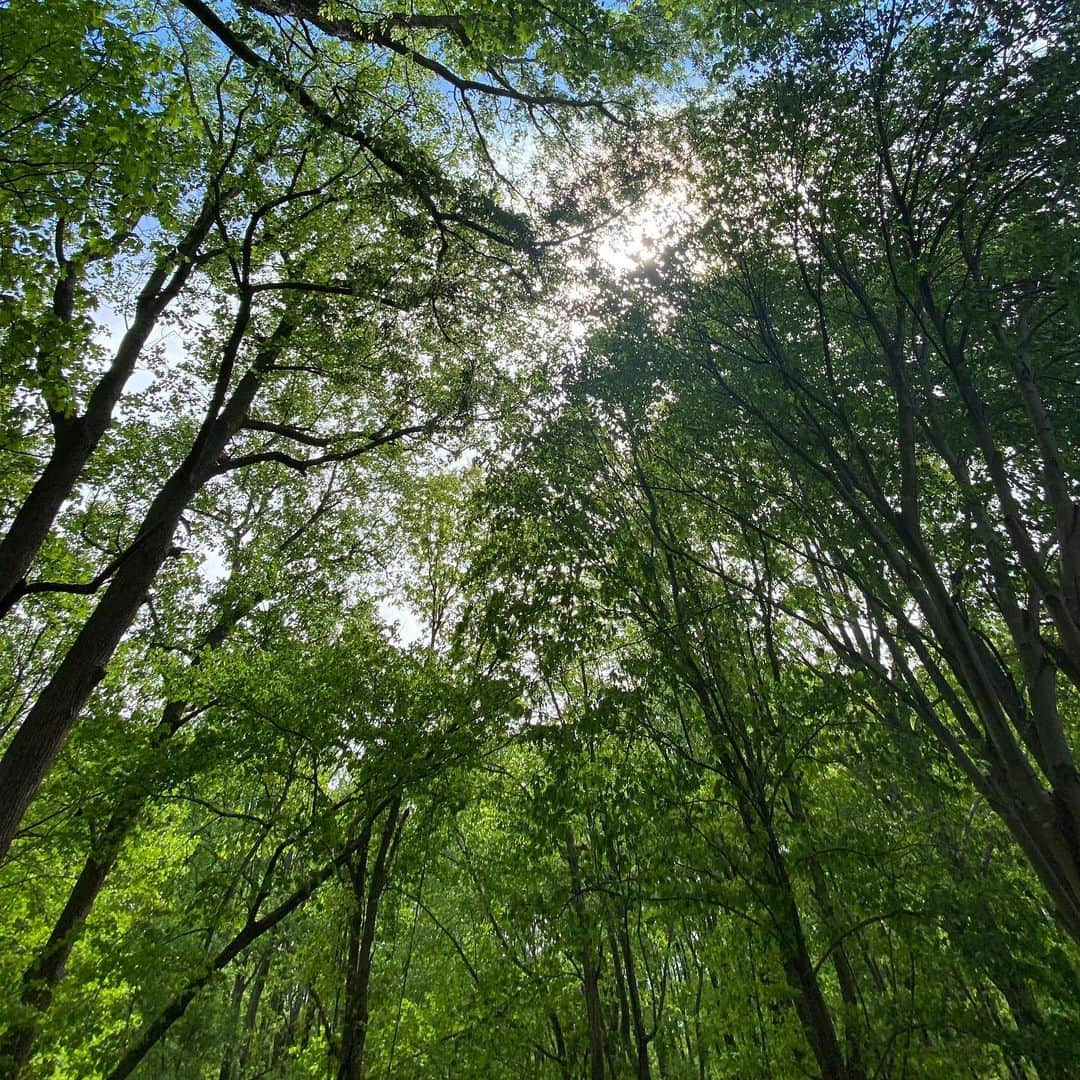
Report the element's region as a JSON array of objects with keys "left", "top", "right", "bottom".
[{"left": 592, "top": 186, "right": 698, "bottom": 274}]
